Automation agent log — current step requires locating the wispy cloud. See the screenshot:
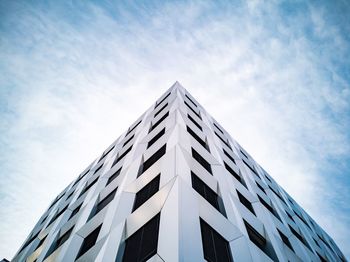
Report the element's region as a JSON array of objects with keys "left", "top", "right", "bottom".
[{"left": 0, "top": 0, "right": 349, "bottom": 259}]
